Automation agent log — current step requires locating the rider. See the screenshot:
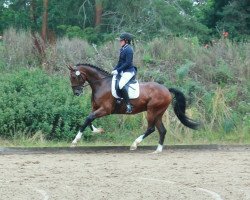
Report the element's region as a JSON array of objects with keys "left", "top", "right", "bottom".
[{"left": 111, "top": 32, "right": 137, "bottom": 113}]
